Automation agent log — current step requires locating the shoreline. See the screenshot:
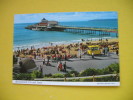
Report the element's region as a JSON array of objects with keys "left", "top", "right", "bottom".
[{"left": 13, "top": 37, "right": 118, "bottom": 51}]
